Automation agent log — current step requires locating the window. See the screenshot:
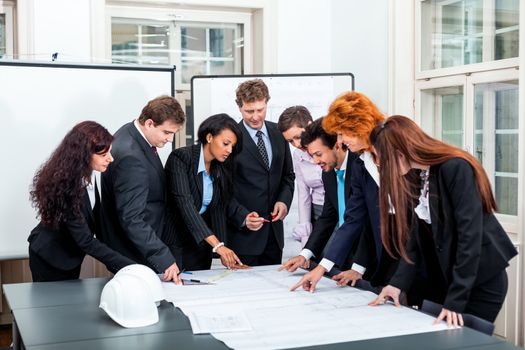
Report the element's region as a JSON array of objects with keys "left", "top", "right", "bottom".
[
  {"left": 107, "top": 6, "right": 249, "bottom": 91},
  {"left": 416, "top": 69, "right": 519, "bottom": 229},
  {"left": 474, "top": 80, "right": 519, "bottom": 216},
  {"left": 416, "top": 0, "right": 520, "bottom": 231},
  {"left": 419, "top": 0, "right": 519, "bottom": 71},
  {"left": 0, "top": 1, "right": 14, "bottom": 59},
  {"left": 0, "top": 14, "right": 6, "bottom": 58},
  {"left": 106, "top": 5, "right": 251, "bottom": 146},
  {"left": 420, "top": 85, "right": 465, "bottom": 147}
]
